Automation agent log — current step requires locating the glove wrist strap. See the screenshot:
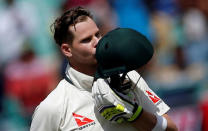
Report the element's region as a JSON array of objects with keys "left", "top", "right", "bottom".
[
  {"left": 128, "top": 105, "right": 143, "bottom": 122},
  {"left": 152, "top": 115, "right": 167, "bottom": 131}
]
